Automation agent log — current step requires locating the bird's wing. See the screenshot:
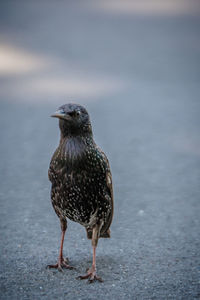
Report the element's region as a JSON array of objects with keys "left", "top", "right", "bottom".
[
  {"left": 98, "top": 148, "right": 114, "bottom": 238},
  {"left": 48, "top": 147, "right": 60, "bottom": 183},
  {"left": 86, "top": 148, "right": 114, "bottom": 239}
]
